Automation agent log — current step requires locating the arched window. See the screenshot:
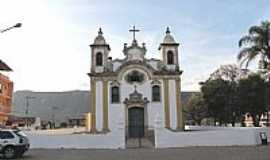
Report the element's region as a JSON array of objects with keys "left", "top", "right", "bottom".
[
  {"left": 111, "top": 86, "right": 120, "bottom": 103},
  {"left": 96, "top": 52, "right": 103, "bottom": 66},
  {"left": 167, "top": 51, "right": 174, "bottom": 65},
  {"left": 125, "top": 70, "right": 145, "bottom": 84},
  {"left": 152, "top": 85, "right": 161, "bottom": 102}
]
